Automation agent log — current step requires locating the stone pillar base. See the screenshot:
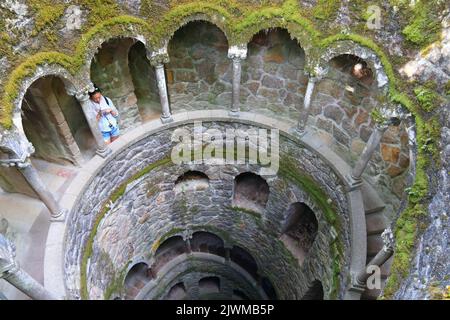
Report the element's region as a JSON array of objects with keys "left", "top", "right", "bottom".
[
  {"left": 229, "top": 110, "right": 239, "bottom": 117},
  {"left": 161, "top": 115, "right": 174, "bottom": 124},
  {"left": 50, "top": 208, "right": 67, "bottom": 222},
  {"left": 96, "top": 147, "right": 112, "bottom": 158},
  {"left": 346, "top": 175, "right": 363, "bottom": 191}
]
